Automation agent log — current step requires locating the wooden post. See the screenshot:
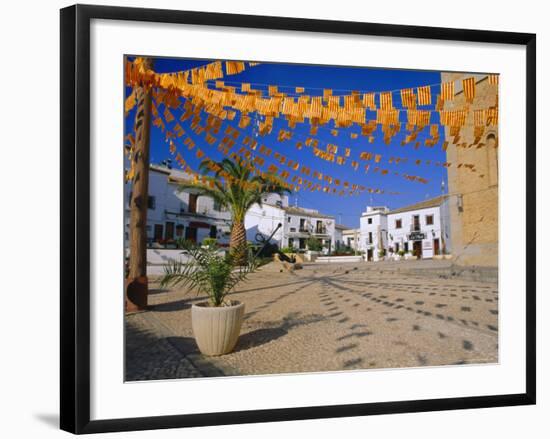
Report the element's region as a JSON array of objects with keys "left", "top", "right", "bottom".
[{"left": 126, "top": 57, "right": 154, "bottom": 312}]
